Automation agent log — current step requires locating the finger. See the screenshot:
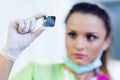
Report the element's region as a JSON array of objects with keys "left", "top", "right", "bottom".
[
  {"left": 9, "top": 19, "right": 23, "bottom": 29},
  {"left": 23, "top": 19, "right": 30, "bottom": 33},
  {"left": 31, "top": 27, "right": 46, "bottom": 40},
  {"left": 29, "top": 18, "right": 36, "bottom": 32},
  {"left": 32, "top": 13, "right": 46, "bottom": 21},
  {"left": 17, "top": 19, "right": 25, "bottom": 33}
]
